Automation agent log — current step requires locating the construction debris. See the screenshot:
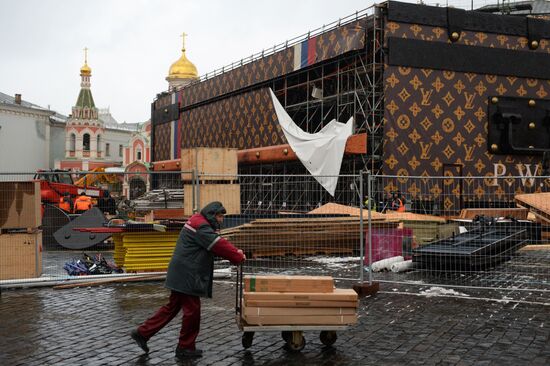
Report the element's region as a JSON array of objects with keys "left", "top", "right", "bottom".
[{"left": 132, "top": 189, "right": 184, "bottom": 211}]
